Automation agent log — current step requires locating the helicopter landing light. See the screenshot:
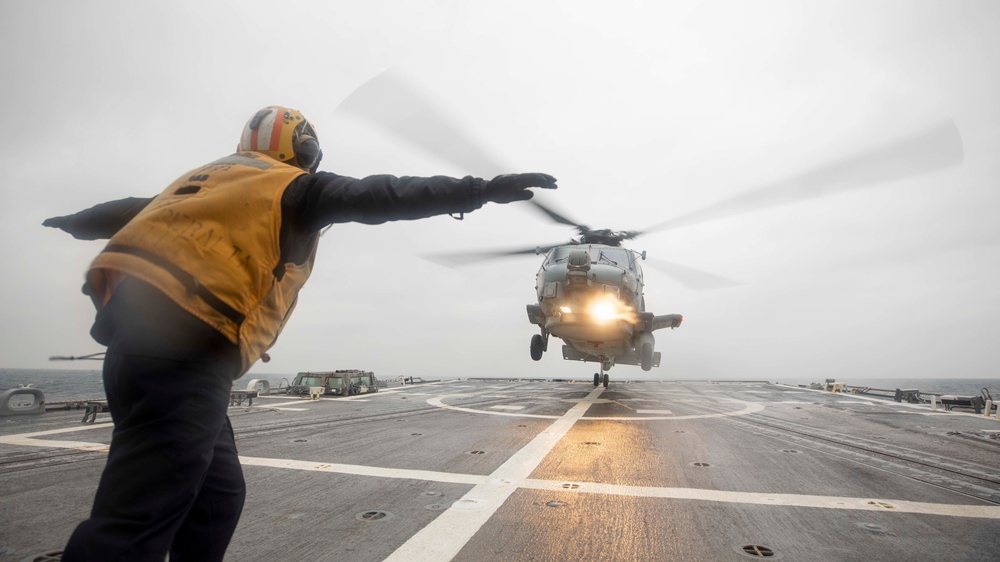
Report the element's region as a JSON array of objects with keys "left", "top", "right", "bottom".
[
  {"left": 590, "top": 300, "right": 617, "bottom": 322},
  {"left": 586, "top": 294, "right": 637, "bottom": 325}
]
